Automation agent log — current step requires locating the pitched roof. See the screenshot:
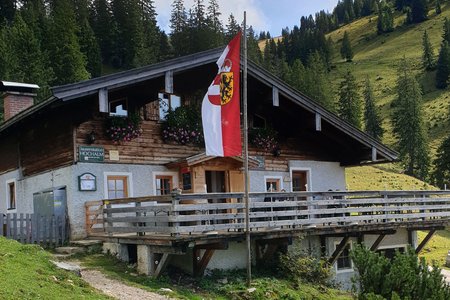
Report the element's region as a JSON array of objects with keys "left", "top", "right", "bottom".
[{"left": 0, "top": 47, "right": 398, "bottom": 163}]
